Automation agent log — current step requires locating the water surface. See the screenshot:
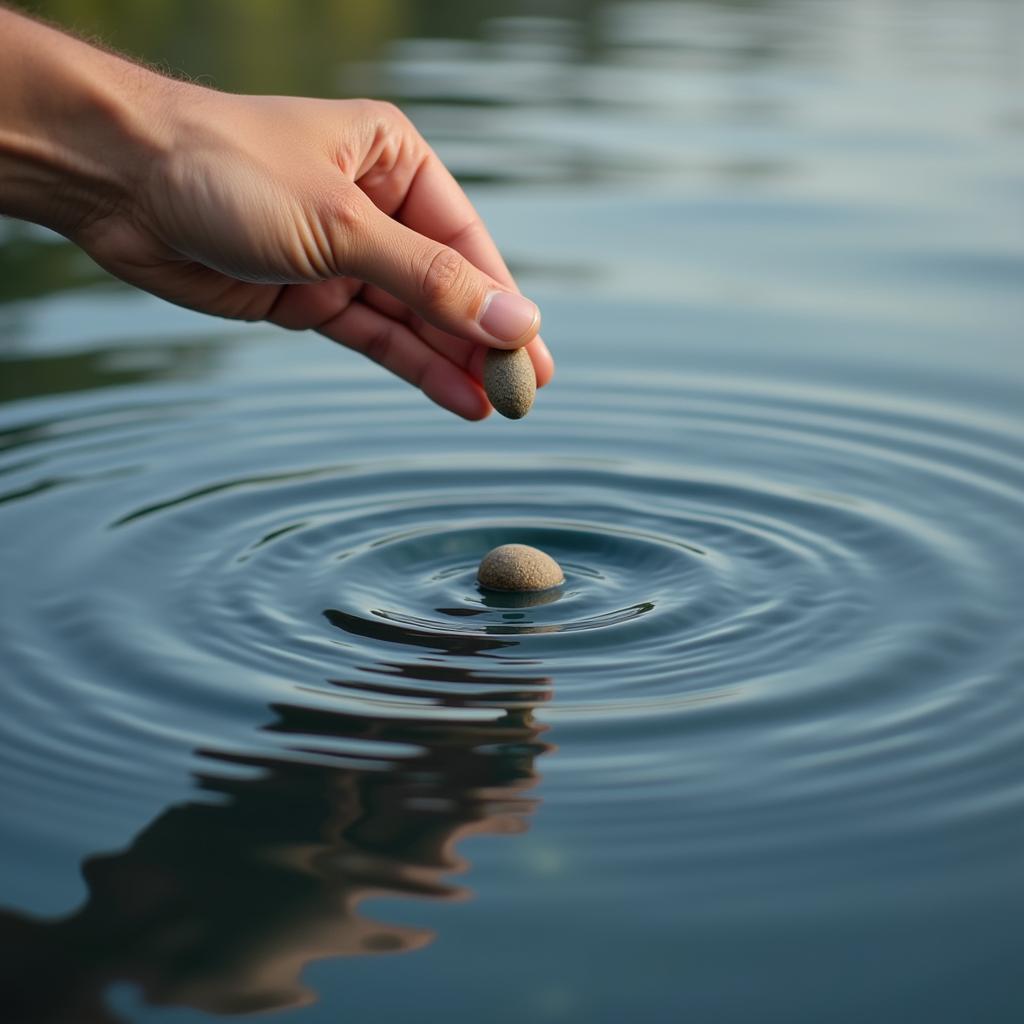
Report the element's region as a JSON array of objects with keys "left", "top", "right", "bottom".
[{"left": 2, "top": 2, "right": 1023, "bottom": 1021}]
